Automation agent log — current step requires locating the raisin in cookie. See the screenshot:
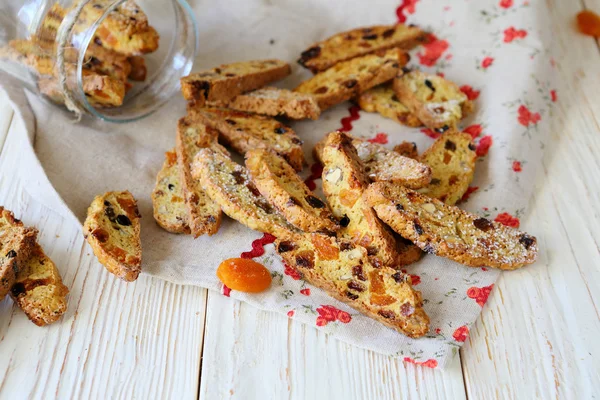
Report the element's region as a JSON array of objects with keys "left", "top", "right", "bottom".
[
  {"left": 83, "top": 191, "right": 142, "bottom": 281},
  {"left": 298, "top": 24, "right": 426, "bottom": 73},
  {"left": 295, "top": 49, "right": 409, "bottom": 110},
  {"left": 152, "top": 149, "right": 190, "bottom": 234},
  {"left": 276, "top": 235, "right": 429, "bottom": 338},
  {"left": 245, "top": 149, "right": 338, "bottom": 234},
  {"left": 357, "top": 83, "right": 422, "bottom": 127},
  {"left": 393, "top": 70, "right": 473, "bottom": 133},
  {"left": 364, "top": 182, "right": 538, "bottom": 270}
]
